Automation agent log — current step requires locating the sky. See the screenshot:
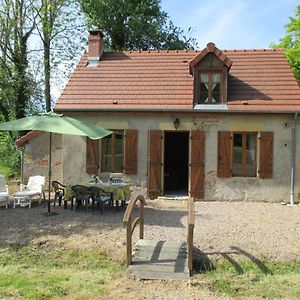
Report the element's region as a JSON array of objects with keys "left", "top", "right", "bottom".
[
  {"left": 160, "top": 0, "right": 298, "bottom": 50},
  {"left": 51, "top": 0, "right": 298, "bottom": 100}
]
